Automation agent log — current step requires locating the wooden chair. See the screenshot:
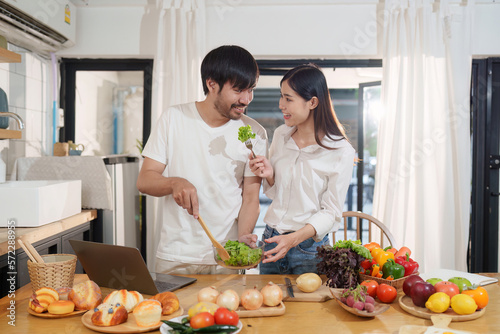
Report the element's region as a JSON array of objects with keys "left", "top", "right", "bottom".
[{"left": 333, "top": 211, "right": 399, "bottom": 249}]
